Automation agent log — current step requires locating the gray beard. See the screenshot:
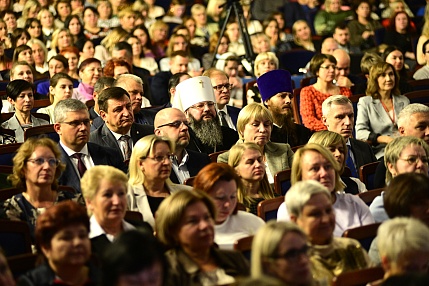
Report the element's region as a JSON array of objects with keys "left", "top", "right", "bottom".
[{"left": 189, "top": 114, "right": 223, "bottom": 148}]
